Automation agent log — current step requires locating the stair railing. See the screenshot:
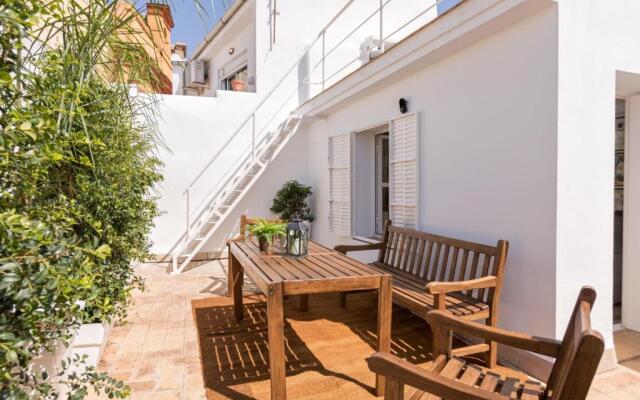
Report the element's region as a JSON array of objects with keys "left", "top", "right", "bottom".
[{"left": 178, "top": 0, "right": 456, "bottom": 250}]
